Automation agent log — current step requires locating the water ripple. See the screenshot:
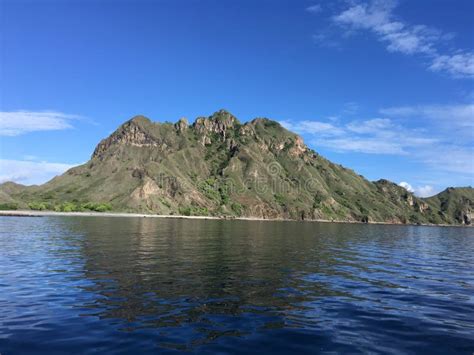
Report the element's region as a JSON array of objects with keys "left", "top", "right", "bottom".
[{"left": 0, "top": 217, "right": 473, "bottom": 354}]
